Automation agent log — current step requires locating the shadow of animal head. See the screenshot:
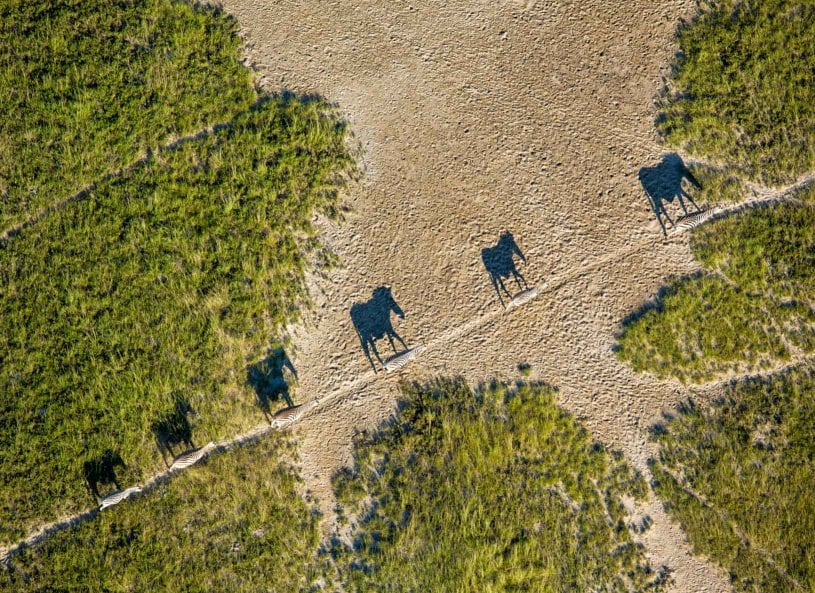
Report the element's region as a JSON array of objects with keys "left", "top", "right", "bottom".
[
  {"left": 83, "top": 450, "right": 125, "bottom": 499},
  {"left": 247, "top": 347, "right": 297, "bottom": 415},
  {"left": 350, "top": 286, "right": 408, "bottom": 371},
  {"left": 151, "top": 398, "right": 195, "bottom": 464},
  {"left": 481, "top": 231, "right": 528, "bottom": 304}
]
